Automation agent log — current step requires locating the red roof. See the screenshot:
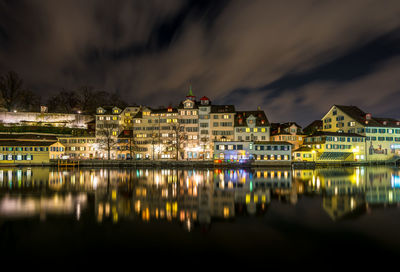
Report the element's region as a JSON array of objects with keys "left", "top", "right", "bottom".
[{"left": 200, "top": 96, "right": 210, "bottom": 100}]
